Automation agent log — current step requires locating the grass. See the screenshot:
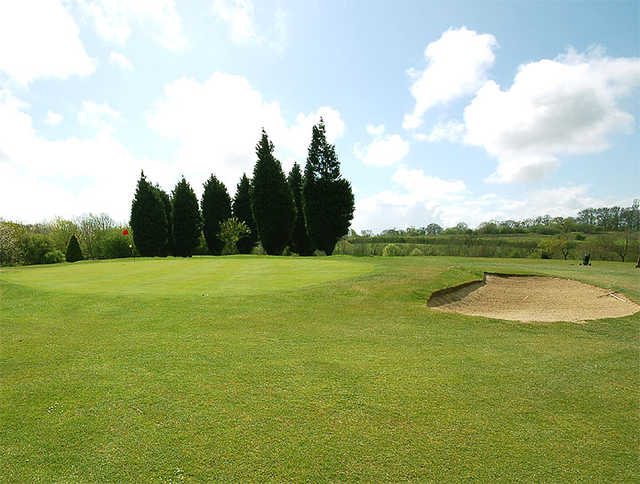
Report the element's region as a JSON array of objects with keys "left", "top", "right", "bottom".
[{"left": 1, "top": 256, "right": 638, "bottom": 482}]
